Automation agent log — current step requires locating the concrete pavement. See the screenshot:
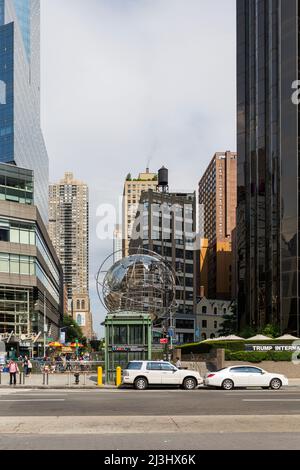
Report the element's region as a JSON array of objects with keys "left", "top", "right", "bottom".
[{"left": 1, "top": 432, "right": 300, "bottom": 450}]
